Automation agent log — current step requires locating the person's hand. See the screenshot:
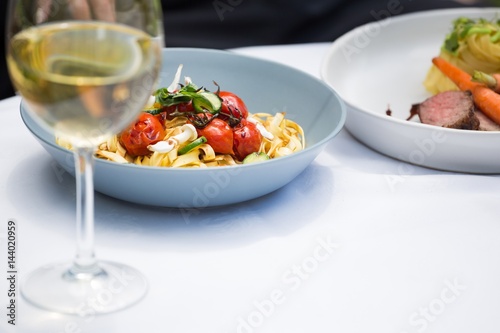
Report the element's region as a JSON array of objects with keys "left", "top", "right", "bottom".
[
  {"left": 68, "top": 0, "right": 115, "bottom": 21},
  {"left": 35, "top": 0, "right": 116, "bottom": 23}
]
